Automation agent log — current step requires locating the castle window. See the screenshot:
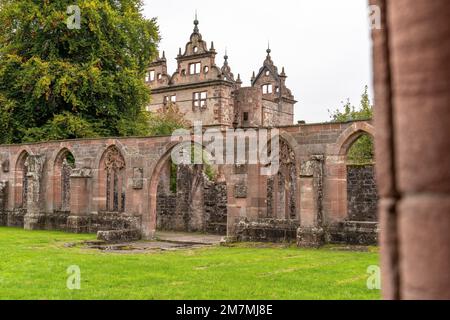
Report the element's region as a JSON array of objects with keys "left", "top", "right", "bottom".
[
  {"left": 193, "top": 46, "right": 198, "bottom": 53},
  {"left": 189, "top": 62, "right": 201, "bottom": 75},
  {"left": 193, "top": 91, "right": 207, "bottom": 109},
  {"left": 163, "top": 95, "right": 176, "bottom": 105},
  {"left": 243, "top": 112, "right": 249, "bottom": 122},
  {"left": 262, "top": 84, "right": 273, "bottom": 94},
  {"left": 275, "top": 86, "right": 280, "bottom": 93},
  {"left": 181, "top": 69, "right": 186, "bottom": 76},
  {"left": 204, "top": 66, "right": 209, "bottom": 74},
  {"left": 145, "top": 70, "right": 155, "bottom": 82},
  {"left": 157, "top": 73, "right": 162, "bottom": 80},
  {"left": 265, "top": 70, "right": 270, "bottom": 76}
]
